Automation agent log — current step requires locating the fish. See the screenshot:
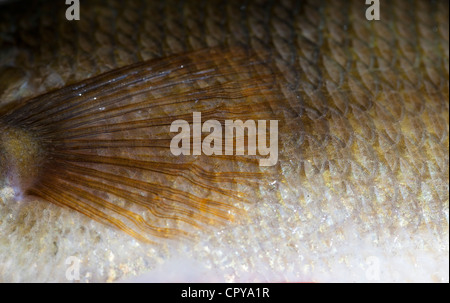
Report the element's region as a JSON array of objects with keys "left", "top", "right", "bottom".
[{"left": 0, "top": 0, "right": 448, "bottom": 282}]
